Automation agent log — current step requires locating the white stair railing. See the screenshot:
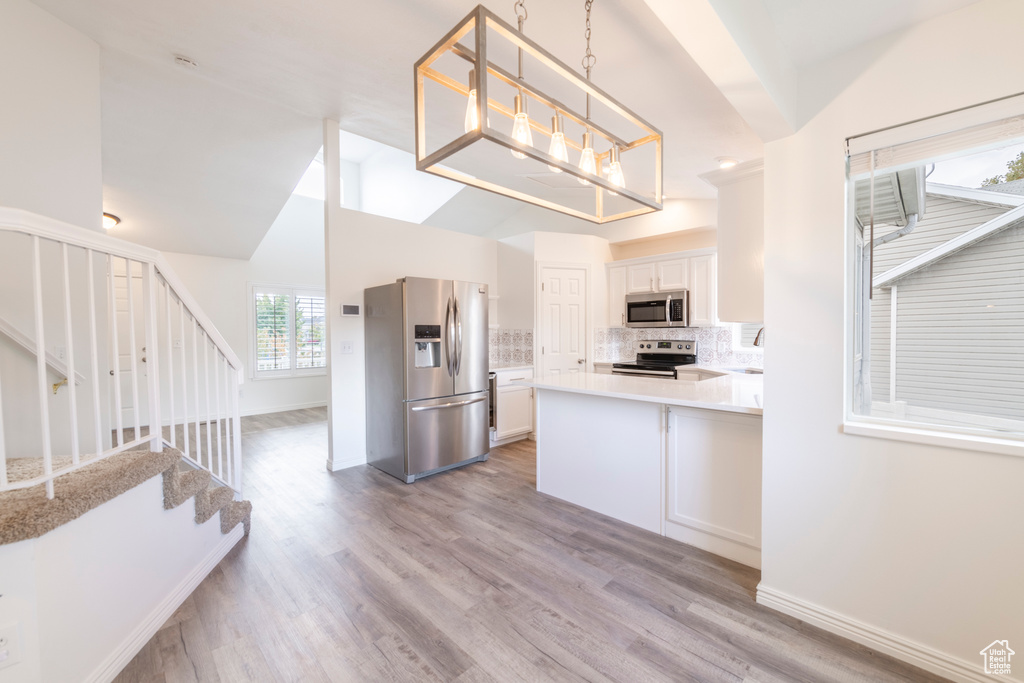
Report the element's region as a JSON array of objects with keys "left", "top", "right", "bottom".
[{"left": 0, "top": 207, "right": 244, "bottom": 499}]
